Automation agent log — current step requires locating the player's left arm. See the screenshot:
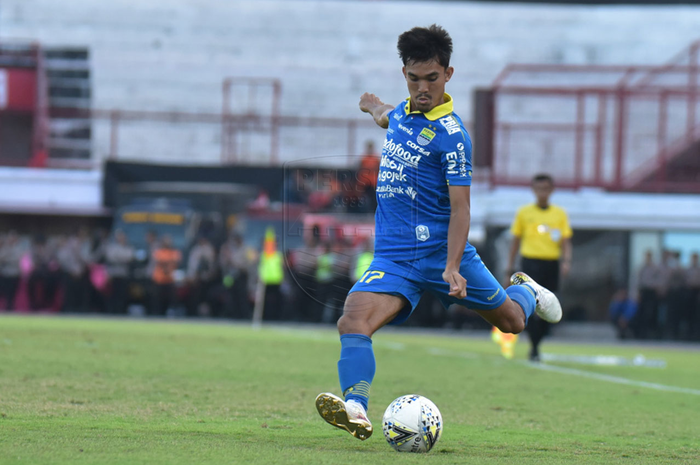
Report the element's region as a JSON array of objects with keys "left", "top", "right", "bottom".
[
  {"left": 444, "top": 184, "right": 470, "bottom": 298},
  {"left": 442, "top": 125, "right": 473, "bottom": 299}
]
